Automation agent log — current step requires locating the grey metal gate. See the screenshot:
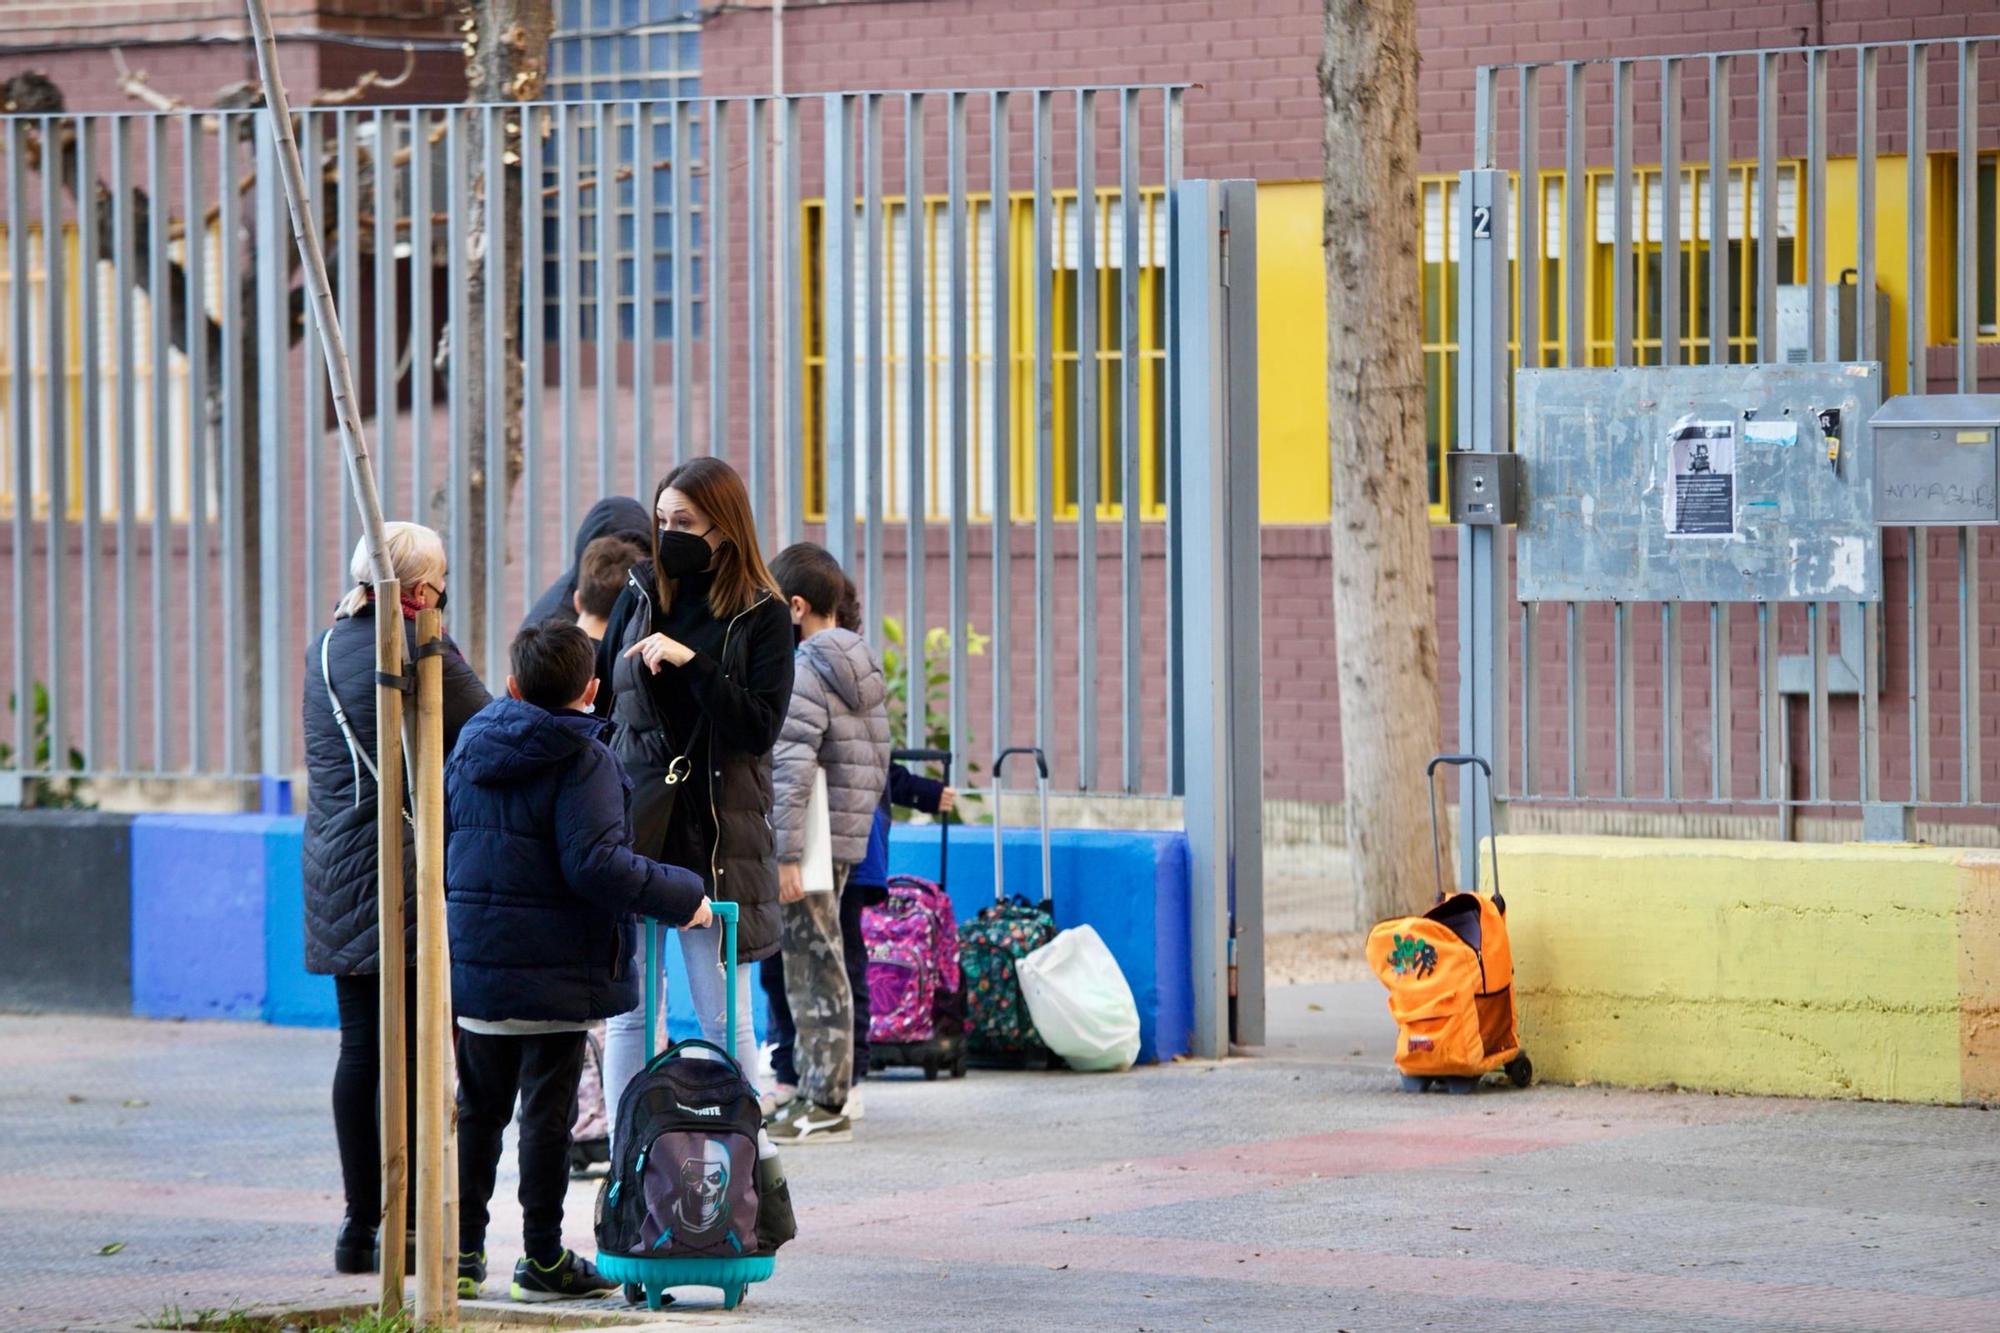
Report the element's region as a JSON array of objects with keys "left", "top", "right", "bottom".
[
  {"left": 1451, "top": 36, "right": 2000, "bottom": 887},
  {"left": 0, "top": 89, "right": 1208, "bottom": 790},
  {"left": 0, "top": 86, "right": 1263, "bottom": 1055}
]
